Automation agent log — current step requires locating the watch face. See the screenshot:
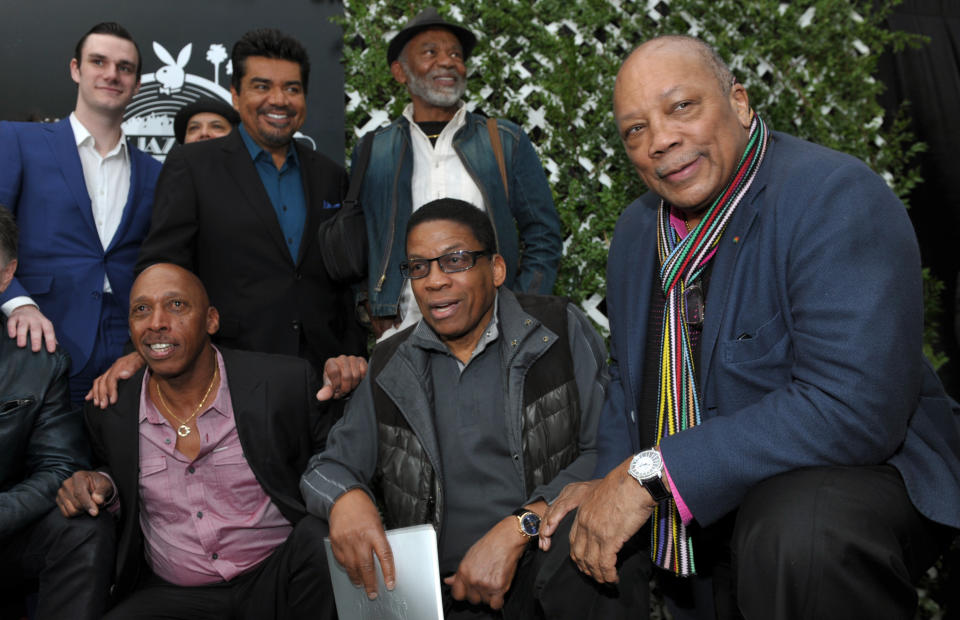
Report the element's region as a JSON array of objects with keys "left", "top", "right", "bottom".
[
  {"left": 631, "top": 450, "right": 663, "bottom": 479},
  {"left": 519, "top": 512, "right": 541, "bottom": 537}
]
